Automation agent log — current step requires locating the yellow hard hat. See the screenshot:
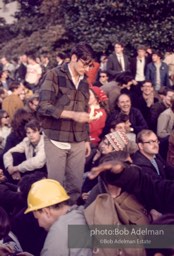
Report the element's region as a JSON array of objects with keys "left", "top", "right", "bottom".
[{"left": 25, "top": 179, "right": 70, "bottom": 214}]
